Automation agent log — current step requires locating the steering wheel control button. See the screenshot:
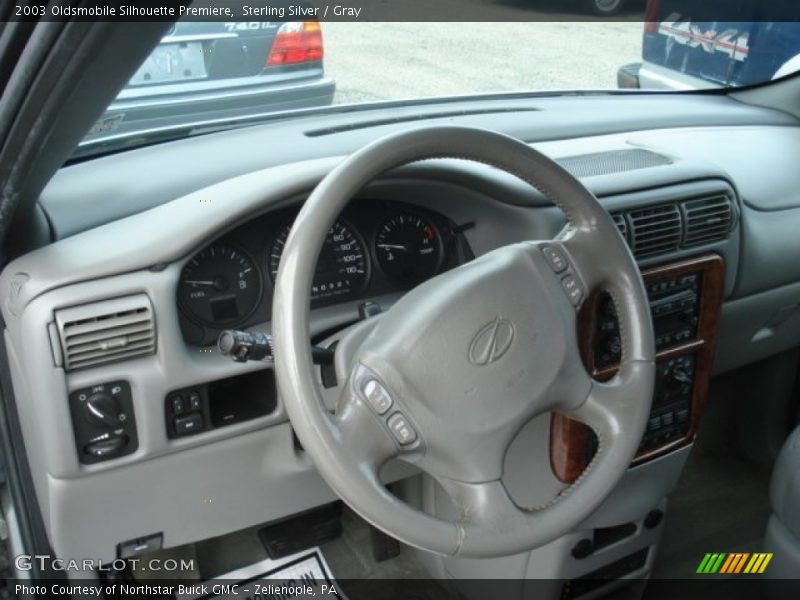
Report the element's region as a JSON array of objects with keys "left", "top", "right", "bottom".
[
  {"left": 362, "top": 379, "right": 393, "bottom": 415},
  {"left": 561, "top": 275, "right": 584, "bottom": 305},
  {"left": 387, "top": 412, "right": 417, "bottom": 445},
  {"left": 543, "top": 246, "right": 569, "bottom": 273}
]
